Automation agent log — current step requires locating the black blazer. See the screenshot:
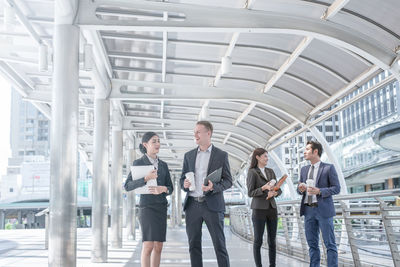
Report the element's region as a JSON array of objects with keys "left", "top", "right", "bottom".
[
  {"left": 180, "top": 145, "right": 233, "bottom": 212},
  {"left": 247, "top": 167, "right": 282, "bottom": 210},
  {"left": 124, "top": 155, "right": 173, "bottom": 207}
]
